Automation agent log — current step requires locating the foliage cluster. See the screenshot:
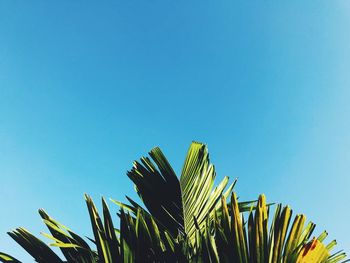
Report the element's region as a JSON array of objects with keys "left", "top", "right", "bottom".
[{"left": 0, "top": 142, "right": 347, "bottom": 263}]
